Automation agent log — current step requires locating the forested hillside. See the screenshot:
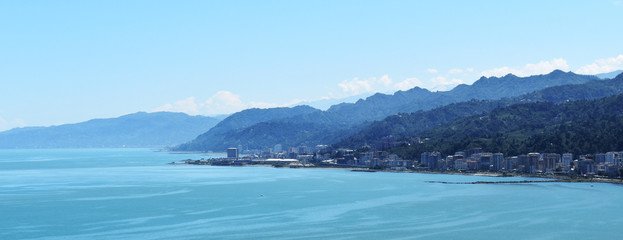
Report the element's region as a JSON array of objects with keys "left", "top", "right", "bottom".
[
  {"left": 391, "top": 93, "right": 623, "bottom": 159},
  {"left": 179, "top": 70, "right": 599, "bottom": 151}
]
